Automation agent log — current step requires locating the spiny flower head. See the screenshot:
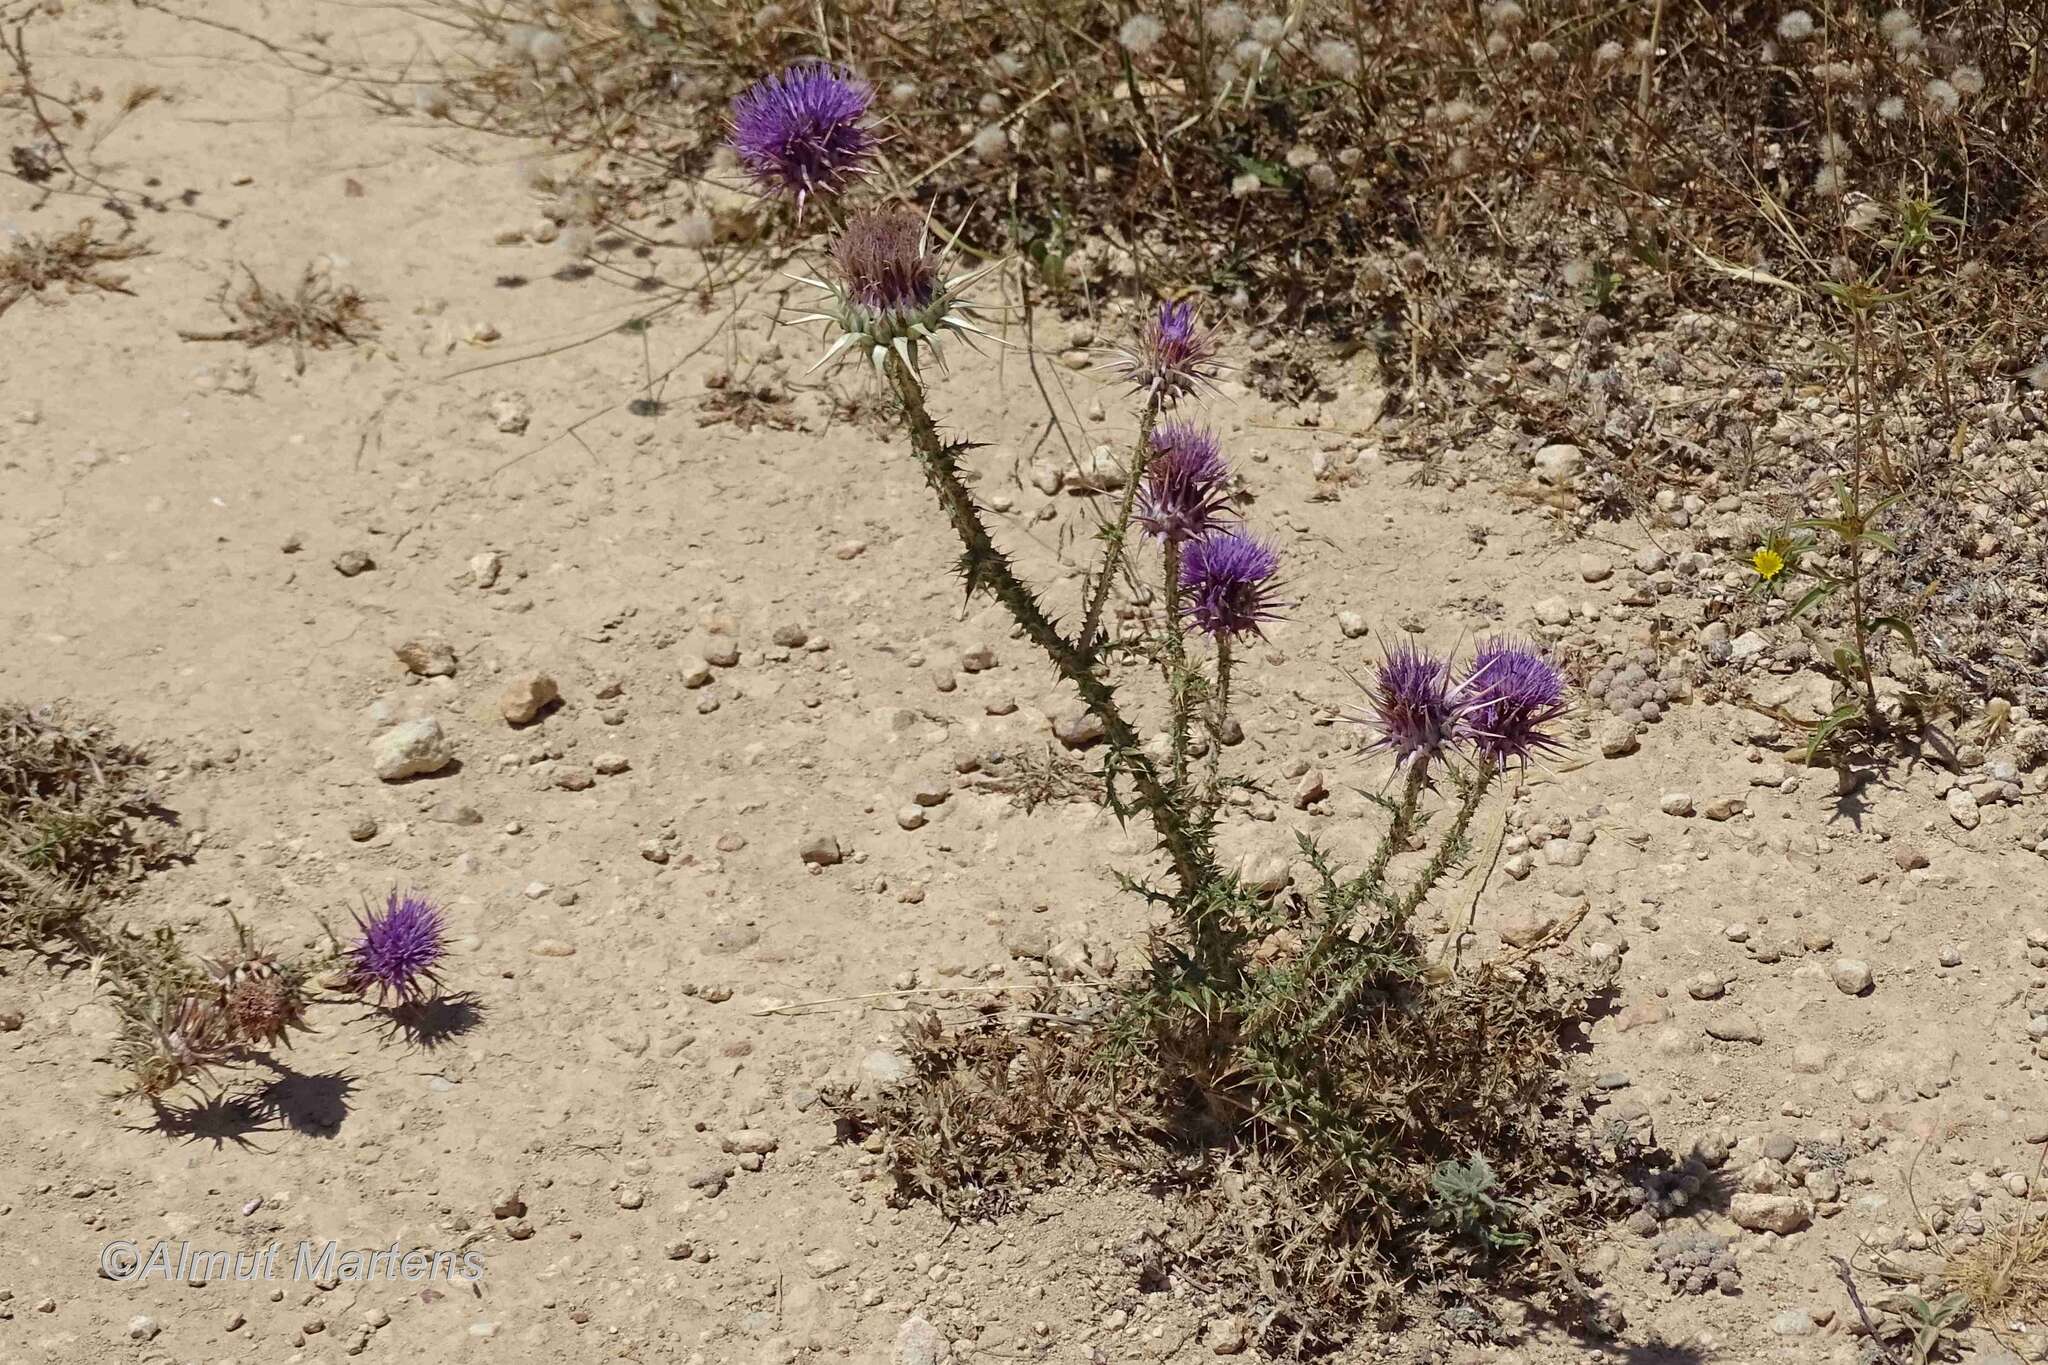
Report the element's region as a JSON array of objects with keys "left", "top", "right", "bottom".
[
  {"left": 795, "top": 207, "right": 991, "bottom": 375},
  {"left": 1110, "top": 299, "right": 1225, "bottom": 406},
  {"left": 225, "top": 971, "right": 310, "bottom": 1049},
  {"left": 1135, "top": 421, "right": 1235, "bottom": 544},
  {"left": 1363, "top": 641, "right": 1456, "bottom": 771},
  {"left": 1456, "top": 638, "right": 1568, "bottom": 770},
  {"left": 1179, "top": 528, "right": 1285, "bottom": 639},
  {"left": 349, "top": 889, "right": 448, "bottom": 1005},
  {"left": 726, "top": 64, "right": 876, "bottom": 209},
  {"left": 831, "top": 209, "right": 937, "bottom": 314}
]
